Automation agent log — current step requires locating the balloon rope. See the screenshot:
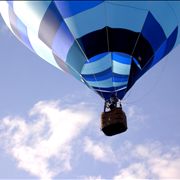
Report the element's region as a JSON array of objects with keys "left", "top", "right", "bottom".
[
  {"left": 104, "top": 1, "right": 115, "bottom": 99},
  {"left": 53, "top": 2, "right": 106, "bottom": 100}
]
